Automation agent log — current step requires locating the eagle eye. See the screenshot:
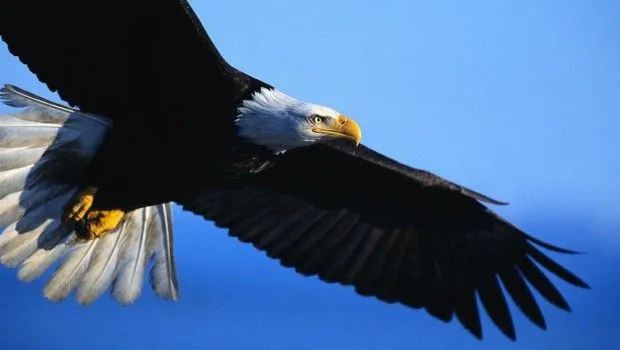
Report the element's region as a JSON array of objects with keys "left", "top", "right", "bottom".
[{"left": 310, "top": 115, "right": 325, "bottom": 124}]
